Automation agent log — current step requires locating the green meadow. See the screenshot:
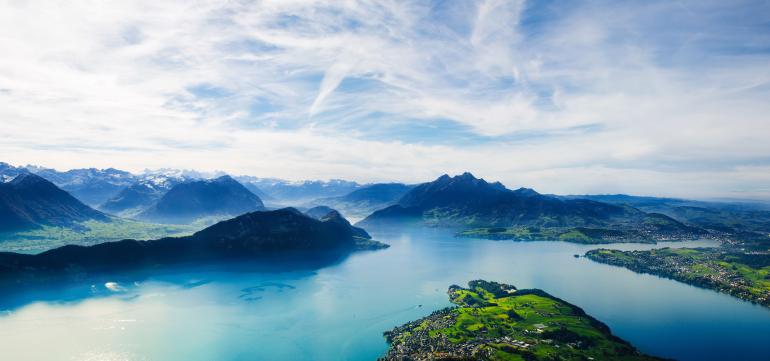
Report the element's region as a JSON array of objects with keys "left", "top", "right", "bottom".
[
  {"left": 384, "top": 280, "right": 660, "bottom": 360},
  {"left": 0, "top": 218, "right": 199, "bottom": 253}
]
